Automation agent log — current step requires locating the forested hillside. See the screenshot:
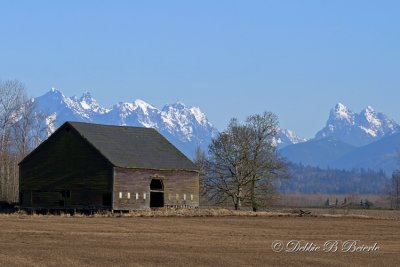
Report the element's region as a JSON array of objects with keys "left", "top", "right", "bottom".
[{"left": 279, "top": 164, "right": 389, "bottom": 194}]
